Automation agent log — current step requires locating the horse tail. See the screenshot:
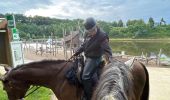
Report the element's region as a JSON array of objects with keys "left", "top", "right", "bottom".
[{"left": 140, "top": 62, "right": 149, "bottom": 100}]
